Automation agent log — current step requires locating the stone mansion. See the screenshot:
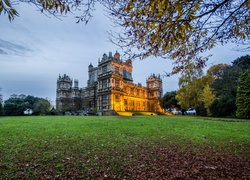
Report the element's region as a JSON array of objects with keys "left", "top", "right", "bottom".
[{"left": 56, "top": 52, "right": 163, "bottom": 115}]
